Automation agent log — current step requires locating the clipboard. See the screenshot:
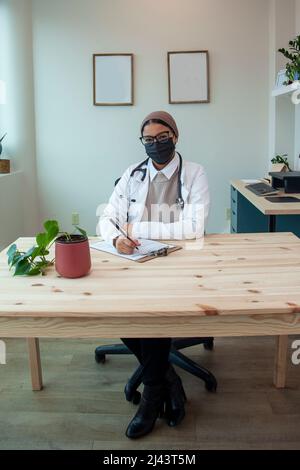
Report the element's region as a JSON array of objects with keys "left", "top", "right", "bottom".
[
  {"left": 136, "top": 244, "right": 182, "bottom": 263},
  {"left": 90, "top": 240, "right": 182, "bottom": 263}
]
